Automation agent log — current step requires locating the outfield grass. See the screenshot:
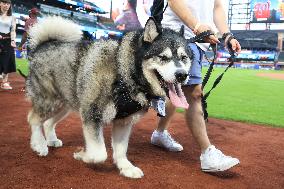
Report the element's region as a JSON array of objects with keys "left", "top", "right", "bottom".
[
  {"left": 16, "top": 58, "right": 29, "bottom": 75},
  {"left": 203, "top": 67, "right": 284, "bottom": 128},
  {"left": 15, "top": 58, "right": 284, "bottom": 127}
]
